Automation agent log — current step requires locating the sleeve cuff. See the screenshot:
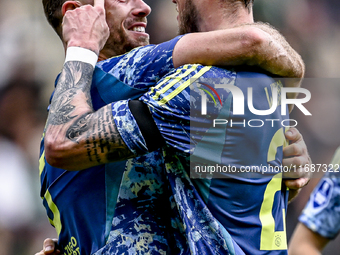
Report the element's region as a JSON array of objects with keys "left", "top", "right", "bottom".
[
  {"left": 111, "top": 100, "right": 149, "bottom": 156},
  {"left": 65, "top": 47, "right": 98, "bottom": 68}
]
